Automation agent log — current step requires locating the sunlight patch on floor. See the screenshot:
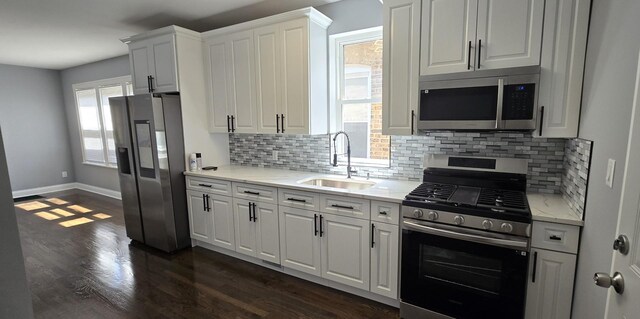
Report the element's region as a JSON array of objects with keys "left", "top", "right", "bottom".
[
  {"left": 51, "top": 208, "right": 75, "bottom": 217},
  {"left": 35, "top": 211, "right": 61, "bottom": 220},
  {"left": 15, "top": 201, "right": 50, "bottom": 211},
  {"left": 46, "top": 198, "right": 69, "bottom": 205},
  {"left": 67, "top": 205, "right": 92, "bottom": 213},
  {"left": 93, "top": 213, "right": 112, "bottom": 220},
  {"left": 59, "top": 217, "right": 94, "bottom": 228}
]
